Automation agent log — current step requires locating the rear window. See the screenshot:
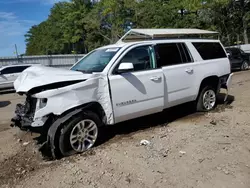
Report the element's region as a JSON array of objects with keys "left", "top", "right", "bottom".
[{"left": 192, "top": 42, "right": 227, "bottom": 60}]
